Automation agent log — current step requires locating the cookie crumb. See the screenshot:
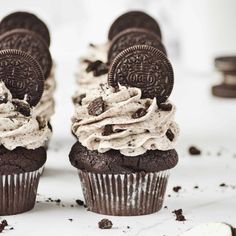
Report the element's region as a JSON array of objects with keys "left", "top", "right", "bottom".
[
  {"left": 189, "top": 146, "right": 201, "bottom": 155},
  {"left": 172, "top": 209, "right": 186, "bottom": 221},
  {"left": 75, "top": 199, "right": 84, "bottom": 206},
  {"left": 98, "top": 219, "right": 113, "bottom": 229},
  {"left": 68, "top": 219, "right": 73, "bottom": 222},
  {"left": 194, "top": 185, "right": 199, "bottom": 189},
  {"left": 219, "top": 183, "right": 228, "bottom": 187},
  {"left": 173, "top": 186, "right": 182, "bottom": 193}
]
